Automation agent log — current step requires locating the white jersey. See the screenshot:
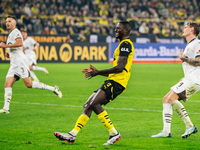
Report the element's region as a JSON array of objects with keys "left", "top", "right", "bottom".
[
  {"left": 23, "top": 36, "right": 37, "bottom": 59},
  {"left": 182, "top": 38, "right": 200, "bottom": 84},
  {"left": 6, "top": 28, "right": 28, "bottom": 67}
]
